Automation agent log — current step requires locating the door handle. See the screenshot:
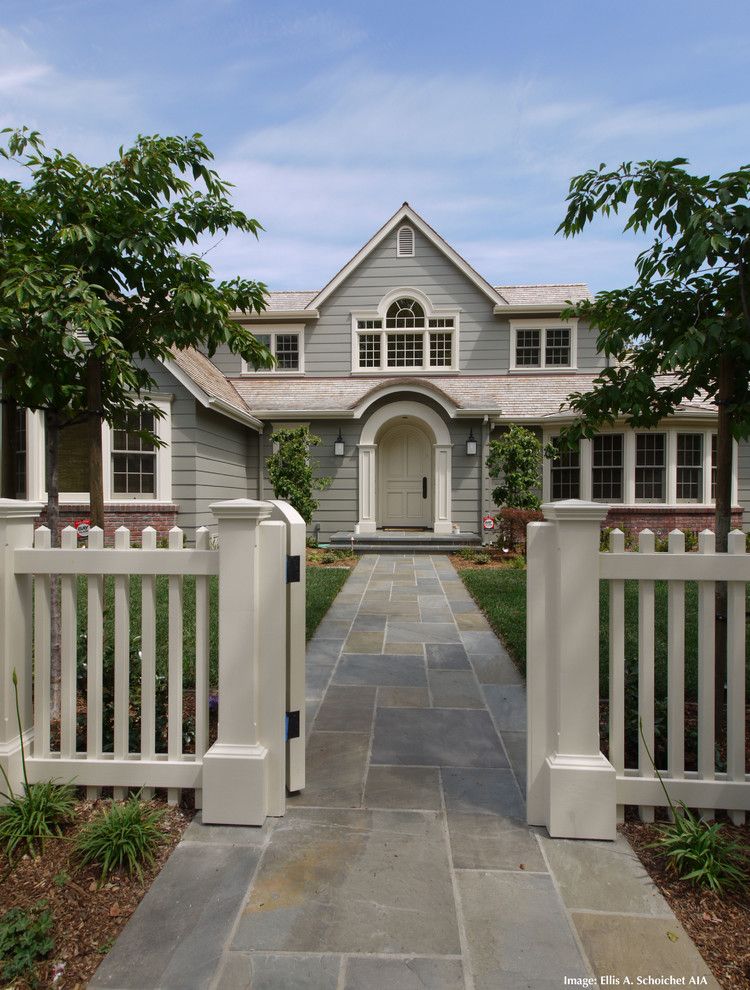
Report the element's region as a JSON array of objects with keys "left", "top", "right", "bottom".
[{"left": 422, "top": 476, "right": 427, "bottom": 499}]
